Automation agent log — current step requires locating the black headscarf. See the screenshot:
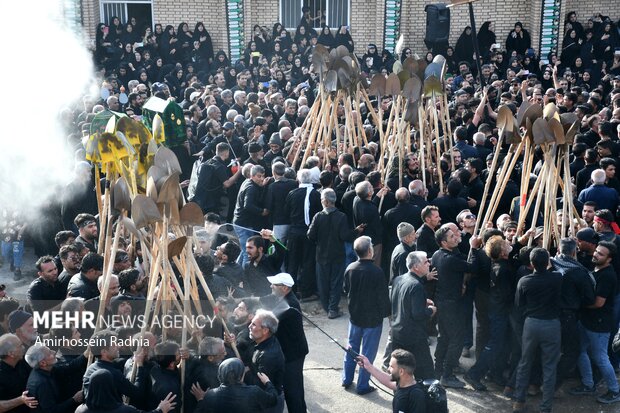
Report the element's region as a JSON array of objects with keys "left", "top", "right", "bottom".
[
  {"left": 455, "top": 26, "right": 474, "bottom": 64},
  {"left": 477, "top": 21, "right": 496, "bottom": 57},
  {"left": 85, "top": 370, "right": 122, "bottom": 411}
]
